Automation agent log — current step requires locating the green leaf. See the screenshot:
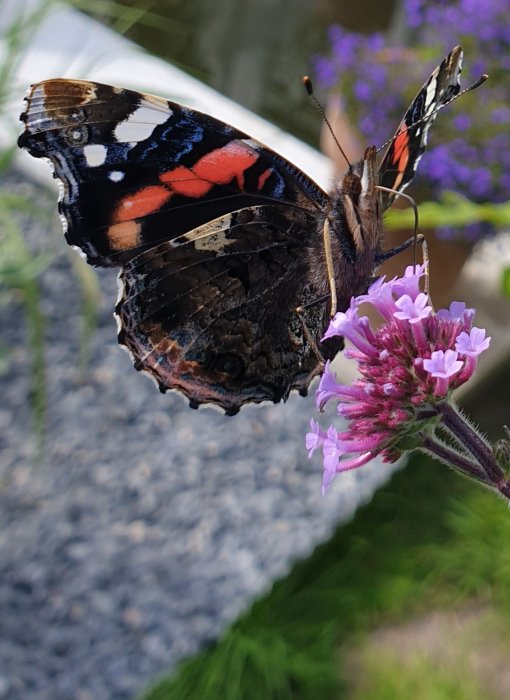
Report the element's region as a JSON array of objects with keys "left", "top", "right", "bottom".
[{"left": 502, "top": 267, "right": 510, "bottom": 299}]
